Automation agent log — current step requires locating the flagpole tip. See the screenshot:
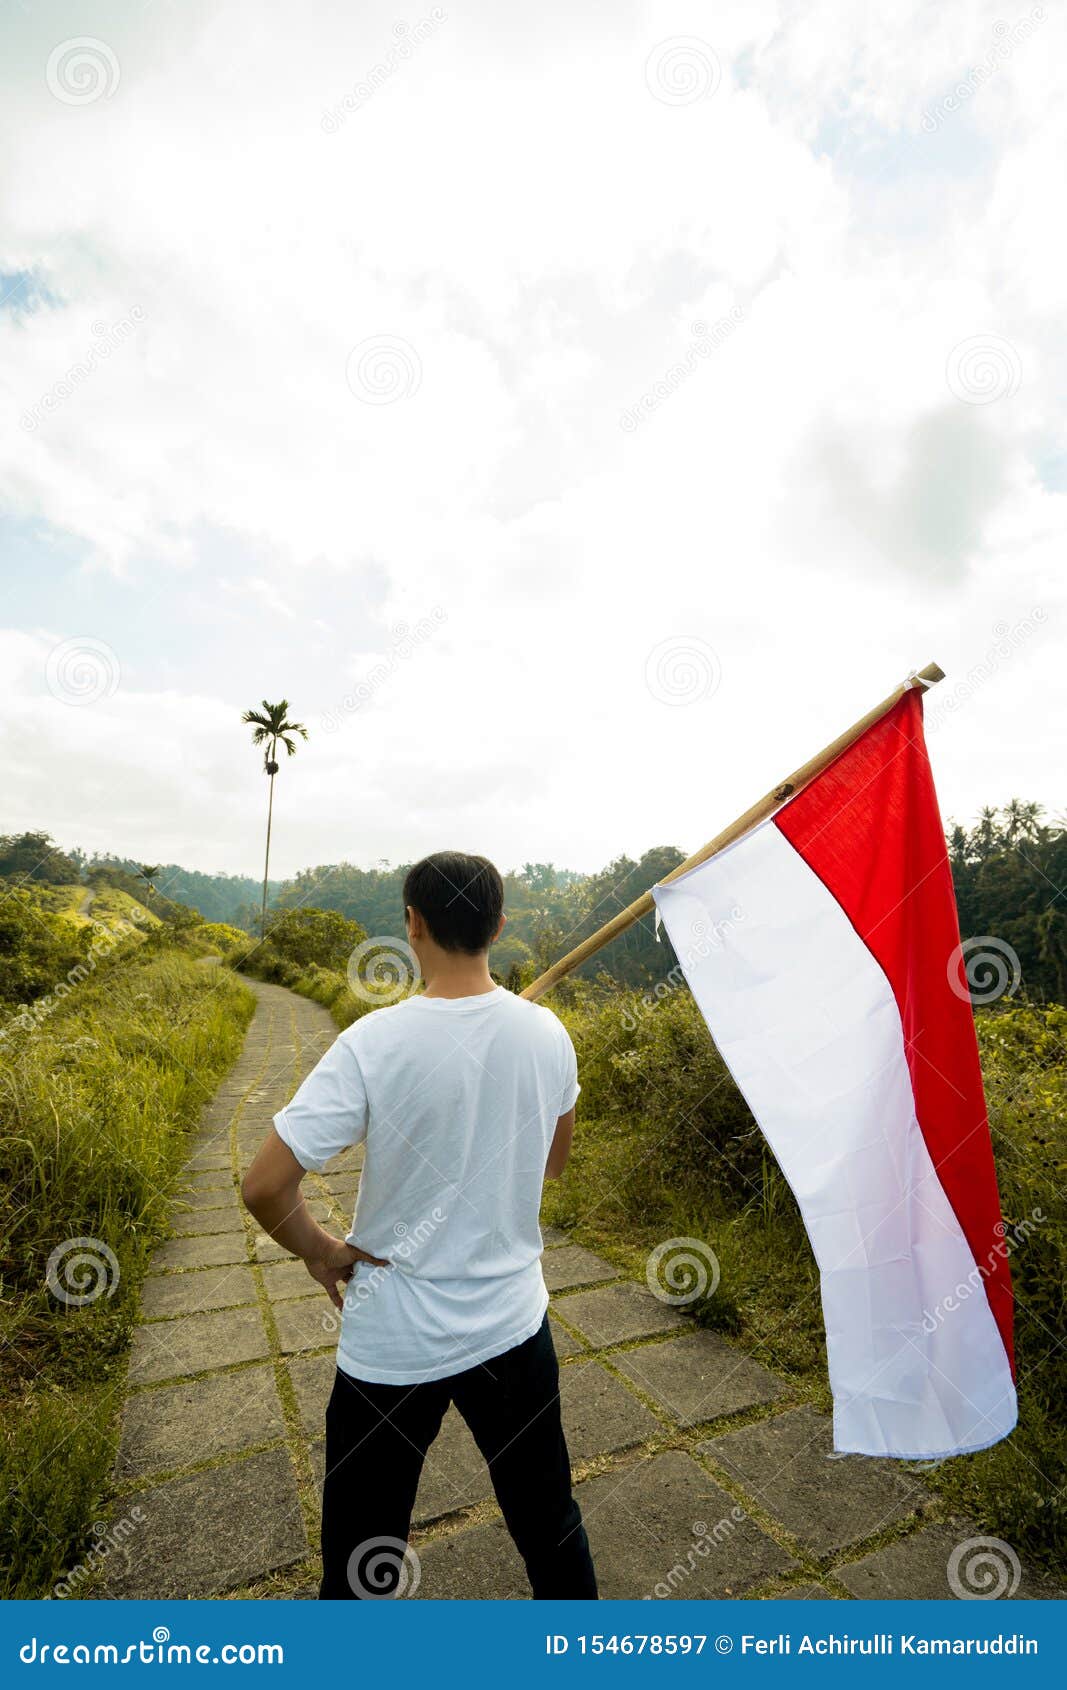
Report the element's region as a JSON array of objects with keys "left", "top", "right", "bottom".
[{"left": 911, "top": 661, "right": 945, "bottom": 690}]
